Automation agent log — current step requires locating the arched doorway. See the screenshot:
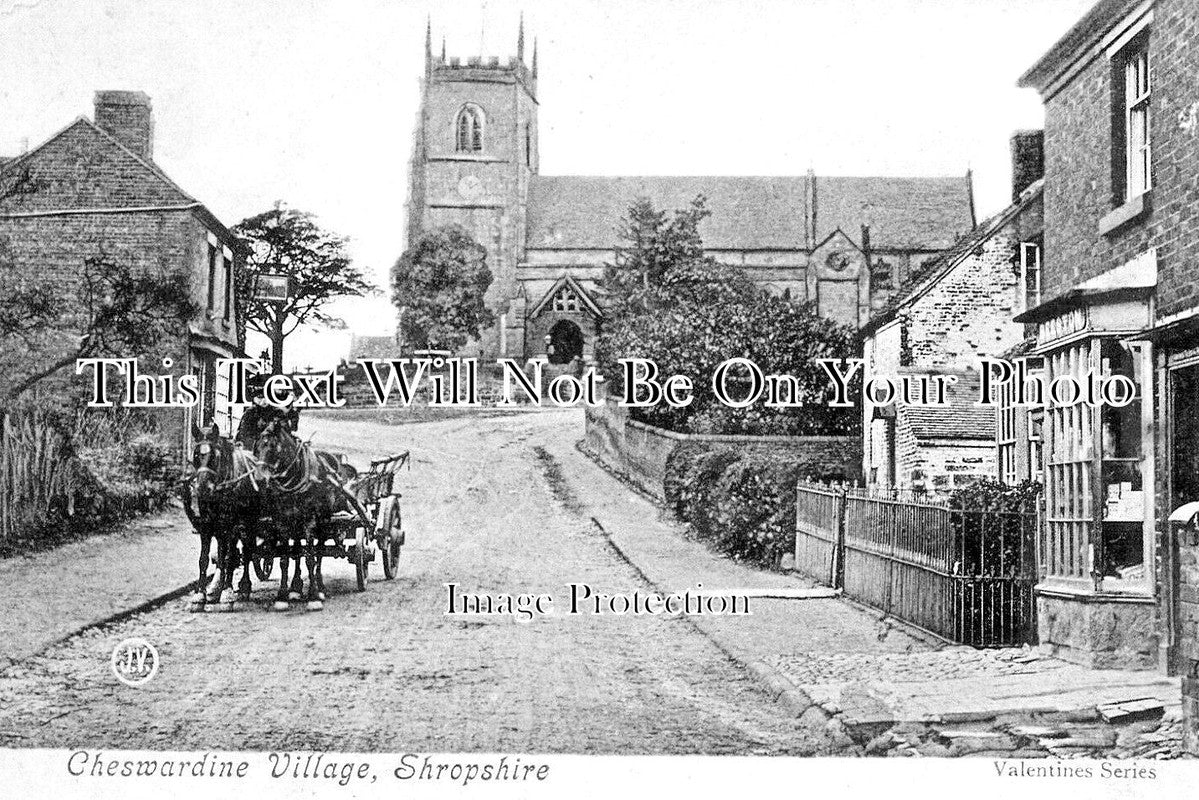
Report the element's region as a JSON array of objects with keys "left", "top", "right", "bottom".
[{"left": 548, "top": 320, "right": 584, "bottom": 365}]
